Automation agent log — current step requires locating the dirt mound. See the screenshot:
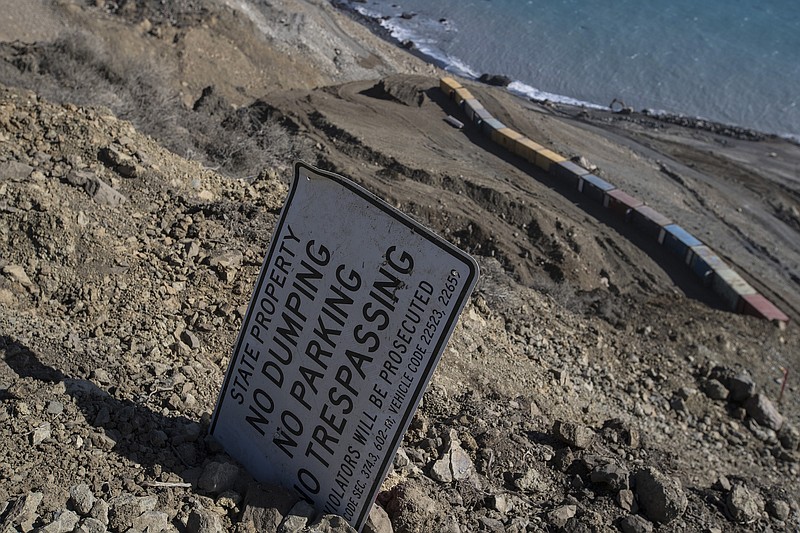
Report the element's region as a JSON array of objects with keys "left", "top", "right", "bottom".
[{"left": 359, "top": 76, "right": 427, "bottom": 107}]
